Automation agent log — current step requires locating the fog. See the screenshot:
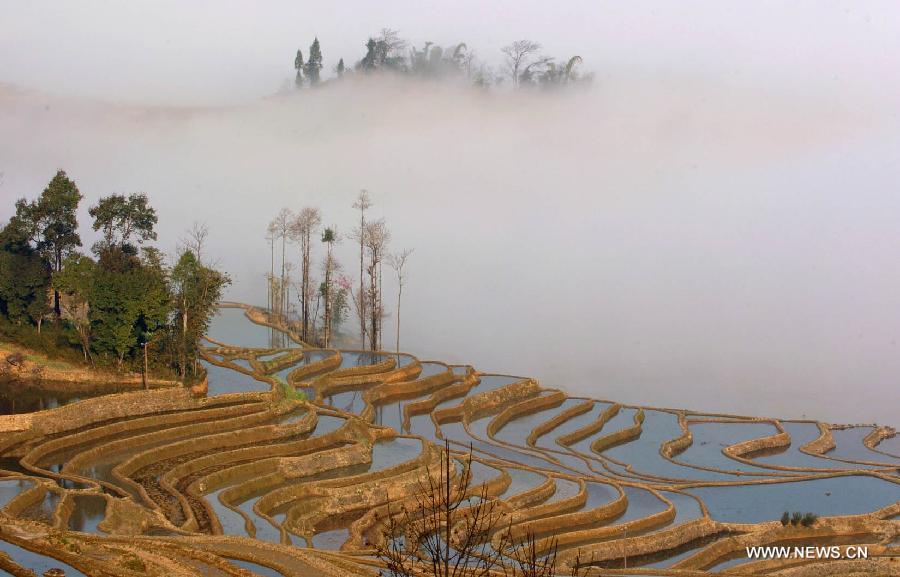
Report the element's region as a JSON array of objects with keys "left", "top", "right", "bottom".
[{"left": 2, "top": 3, "right": 900, "bottom": 425}]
